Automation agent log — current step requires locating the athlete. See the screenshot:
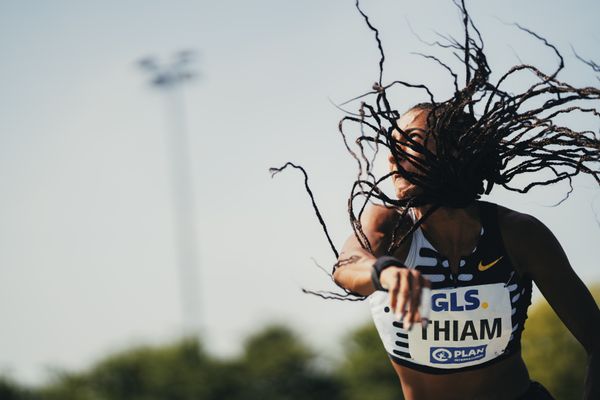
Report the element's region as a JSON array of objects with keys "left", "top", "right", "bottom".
[
  {"left": 267, "top": 1, "right": 600, "bottom": 398},
  {"left": 332, "top": 105, "right": 600, "bottom": 400}
]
